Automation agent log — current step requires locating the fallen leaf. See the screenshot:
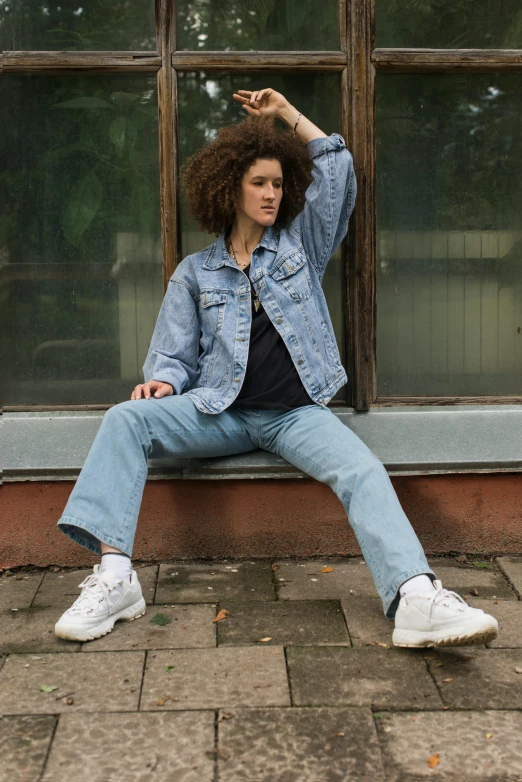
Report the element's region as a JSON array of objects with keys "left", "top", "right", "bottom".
[
  {"left": 149, "top": 613, "right": 172, "bottom": 626},
  {"left": 213, "top": 609, "right": 230, "bottom": 623},
  {"left": 258, "top": 637, "right": 273, "bottom": 643},
  {"left": 494, "top": 600, "right": 500, "bottom": 604},
  {"left": 515, "top": 667, "right": 522, "bottom": 674},
  {"left": 460, "top": 655, "right": 473, "bottom": 662},
  {"left": 427, "top": 754, "right": 440, "bottom": 769},
  {"left": 470, "top": 588, "right": 479, "bottom": 596},
  {"left": 472, "top": 561, "right": 493, "bottom": 569},
  {"left": 331, "top": 732, "right": 345, "bottom": 737},
  {"left": 443, "top": 678, "right": 454, "bottom": 683},
  {"left": 435, "top": 662, "right": 445, "bottom": 667},
  {"left": 485, "top": 733, "right": 493, "bottom": 739},
  {"left": 455, "top": 555, "right": 467, "bottom": 563},
  {"left": 271, "top": 564, "right": 279, "bottom": 571},
  {"left": 39, "top": 685, "right": 59, "bottom": 693},
  {"left": 165, "top": 665, "right": 175, "bottom": 672},
  {"left": 220, "top": 712, "right": 234, "bottom": 720},
  {"left": 321, "top": 566, "right": 334, "bottom": 573}
]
